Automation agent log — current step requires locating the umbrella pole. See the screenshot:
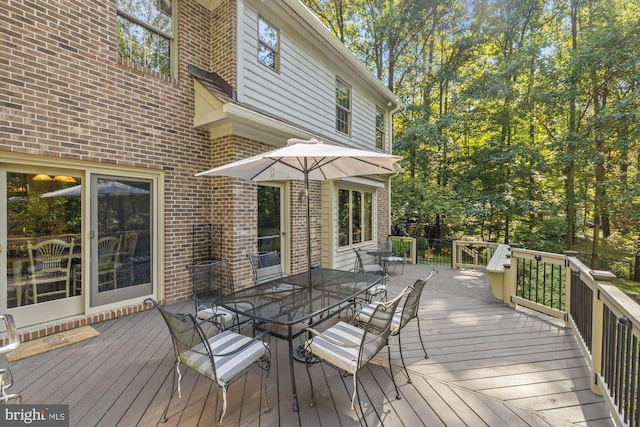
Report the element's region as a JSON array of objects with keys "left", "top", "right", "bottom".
[{"left": 305, "top": 171, "right": 312, "bottom": 287}]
